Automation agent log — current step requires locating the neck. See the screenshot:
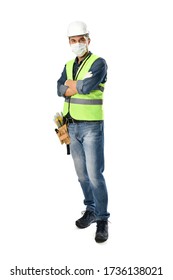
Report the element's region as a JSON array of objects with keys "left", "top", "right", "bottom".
[{"left": 77, "top": 51, "right": 89, "bottom": 63}]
